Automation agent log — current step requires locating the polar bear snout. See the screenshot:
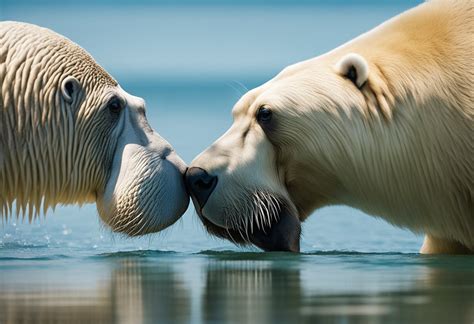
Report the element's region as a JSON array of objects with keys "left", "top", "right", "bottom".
[
  {"left": 188, "top": 111, "right": 302, "bottom": 252},
  {"left": 185, "top": 167, "right": 218, "bottom": 210}
]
